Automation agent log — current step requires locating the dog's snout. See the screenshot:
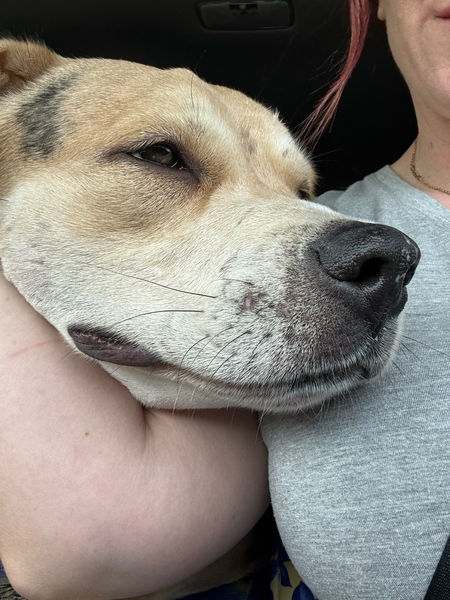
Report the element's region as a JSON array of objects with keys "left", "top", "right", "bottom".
[{"left": 313, "top": 223, "right": 421, "bottom": 331}]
